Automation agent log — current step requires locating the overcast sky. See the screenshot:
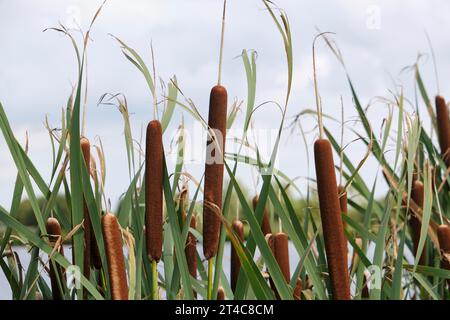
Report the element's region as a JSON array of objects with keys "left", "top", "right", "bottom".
[{"left": 0, "top": 0, "right": 449, "bottom": 210}]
